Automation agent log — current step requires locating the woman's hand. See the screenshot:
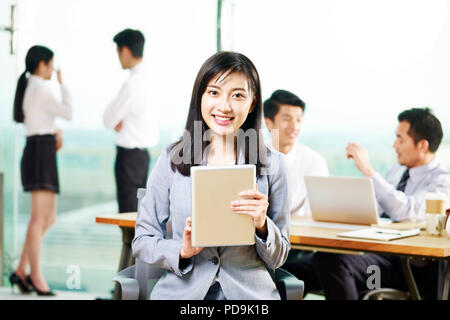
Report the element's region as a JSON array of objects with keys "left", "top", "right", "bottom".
[
  {"left": 180, "top": 217, "right": 203, "bottom": 259},
  {"left": 231, "top": 189, "right": 269, "bottom": 238},
  {"left": 54, "top": 129, "right": 63, "bottom": 152}
]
